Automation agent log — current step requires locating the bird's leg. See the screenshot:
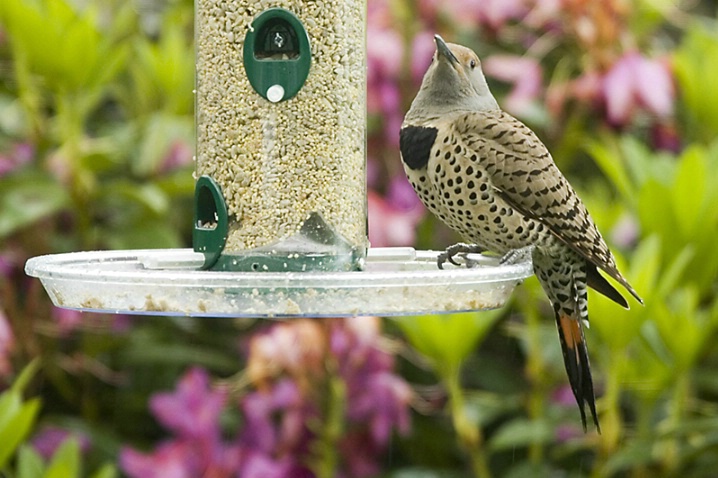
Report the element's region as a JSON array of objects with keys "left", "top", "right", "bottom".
[
  {"left": 499, "top": 246, "right": 535, "bottom": 266},
  {"left": 437, "top": 243, "right": 485, "bottom": 269}
]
